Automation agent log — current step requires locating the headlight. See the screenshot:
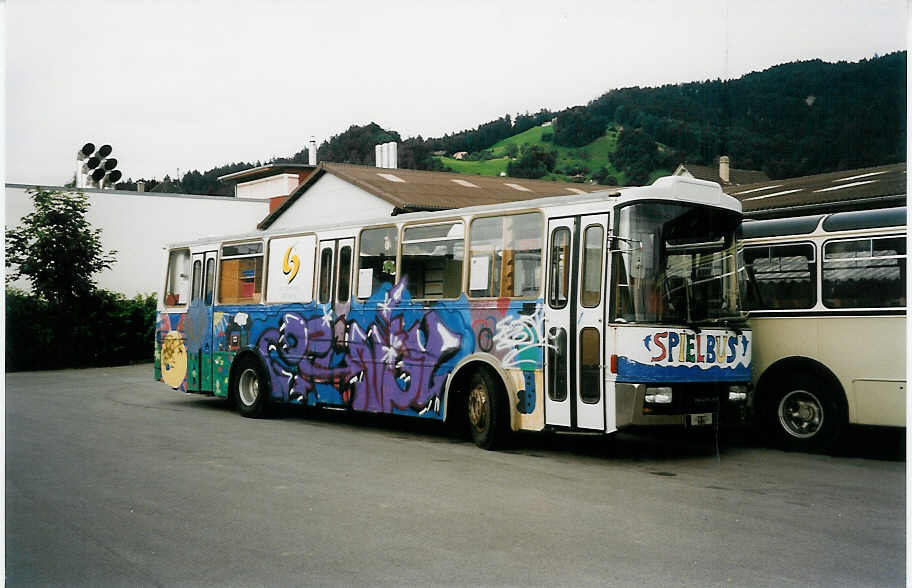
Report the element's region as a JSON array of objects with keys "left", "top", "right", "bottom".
[
  {"left": 728, "top": 384, "right": 748, "bottom": 402},
  {"left": 645, "top": 387, "right": 673, "bottom": 404}
]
